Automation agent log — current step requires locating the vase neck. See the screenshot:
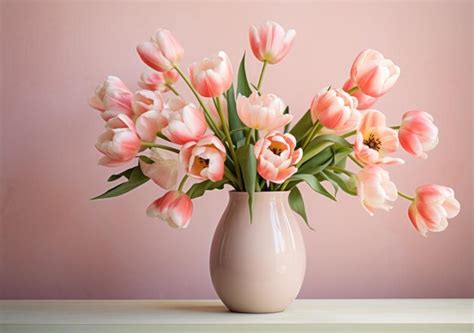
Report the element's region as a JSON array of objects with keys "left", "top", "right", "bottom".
[{"left": 228, "top": 191, "right": 290, "bottom": 203}]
